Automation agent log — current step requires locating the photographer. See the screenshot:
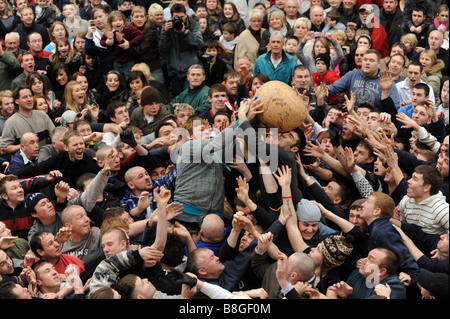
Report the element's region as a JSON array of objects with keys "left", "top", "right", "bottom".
[{"left": 159, "top": 3, "right": 204, "bottom": 97}]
